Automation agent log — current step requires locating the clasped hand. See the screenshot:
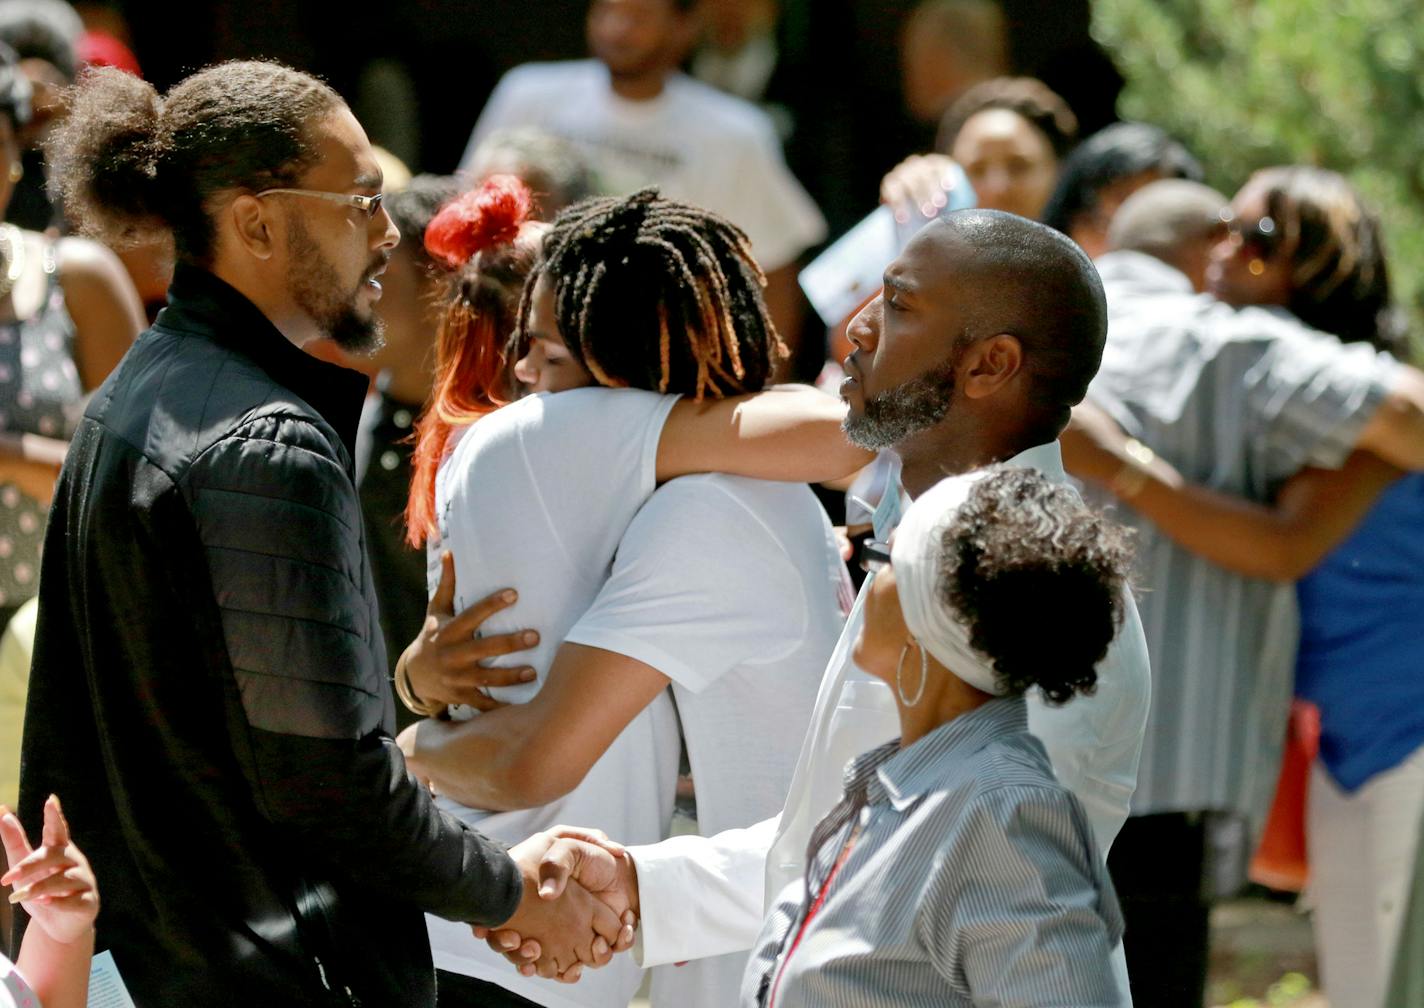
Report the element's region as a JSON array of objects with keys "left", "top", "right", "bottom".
[{"left": 485, "top": 826, "right": 639, "bottom": 984}]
